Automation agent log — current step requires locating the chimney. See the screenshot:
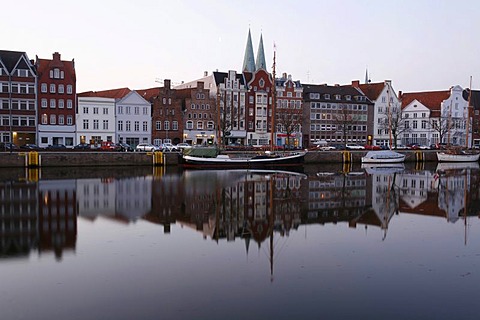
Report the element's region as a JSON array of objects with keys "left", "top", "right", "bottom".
[
  {"left": 351, "top": 80, "right": 360, "bottom": 88},
  {"left": 164, "top": 79, "right": 171, "bottom": 89},
  {"left": 398, "top": 91, "right": 403, "bottom": 98},
  {"left": 53, "top": 52, "right": 61, "bottom": 61},
  {"left": 204, "top": 71, "right": 208, "bottom": 77},
  {"left": 282, "top": 72, "right": 287, "bottom": 79}
]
